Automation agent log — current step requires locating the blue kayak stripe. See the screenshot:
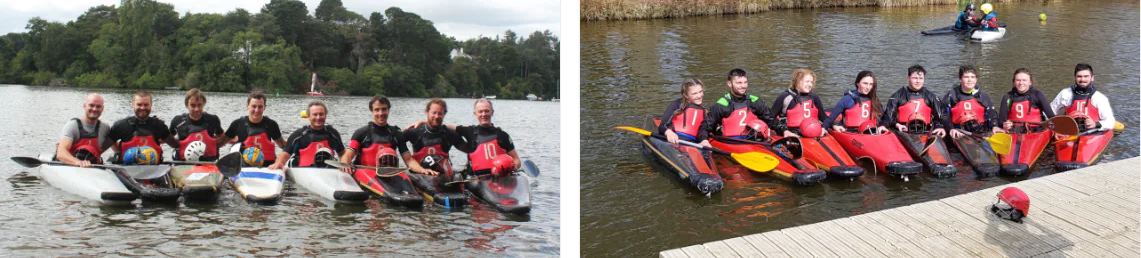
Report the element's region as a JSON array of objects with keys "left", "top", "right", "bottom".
[{"left": 236, "top": 171, "right": 284, "bottom": 182}]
